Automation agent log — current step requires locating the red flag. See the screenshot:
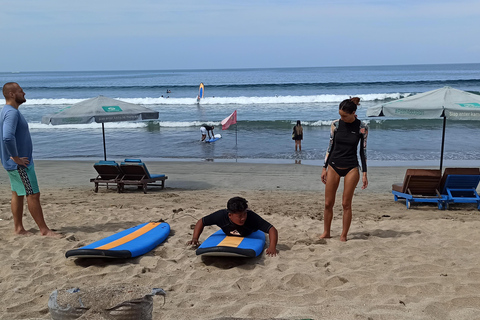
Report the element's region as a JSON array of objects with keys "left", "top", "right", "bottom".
[{"left": 221, "top": 110, "right": 237, "bottom": 130}]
